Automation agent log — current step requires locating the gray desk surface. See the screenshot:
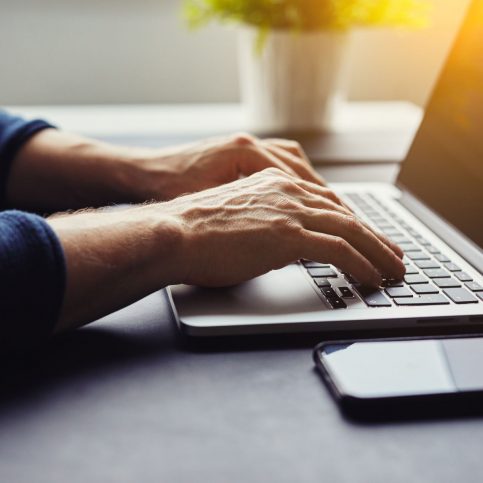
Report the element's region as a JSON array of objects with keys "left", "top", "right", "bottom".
[{"left": 1, "top": 163, "right": 482, "bottom": 483}]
